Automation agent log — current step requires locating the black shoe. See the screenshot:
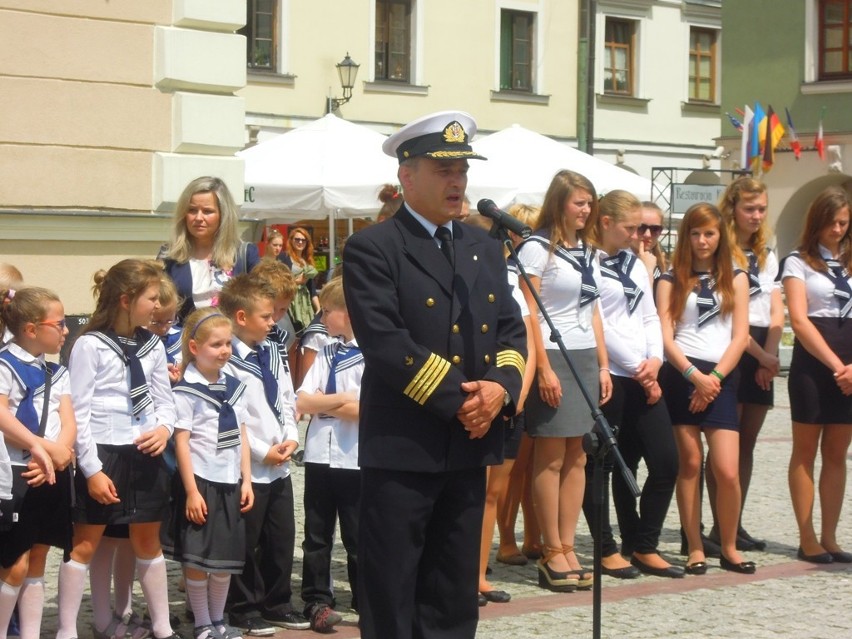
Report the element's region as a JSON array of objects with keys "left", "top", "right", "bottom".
[
  {"left": 797, "top": 547, "right": 834, "bottom": 564},
  {"left": 830, "top": 550, "right": 852, "bottom": 563},
  {"left": 719, "top": 554, "right": 756, "bottom": 574},
  {"left": 630, "top": 555, "right": 685, "bottom": 579},
  {"left": 737, "top": 527, "right": 767, "bottom": 551},
  {"left": 601, "top": 564, "right": 641, "bottom": 579},
  {"left": 480, "top": 590, "right": 511, "bottom": 604},
  {"left": 478, "top": 594, "right": 488, "bottom": 607},
  {"left": 684, "top": 561, "right": 707, "bottom": 575},
  {"left": 229, "top": 618, "right": 275, "bottom": 637},
  {"left": 262, "top": 612, "right": 310, "bottom": 631}
]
